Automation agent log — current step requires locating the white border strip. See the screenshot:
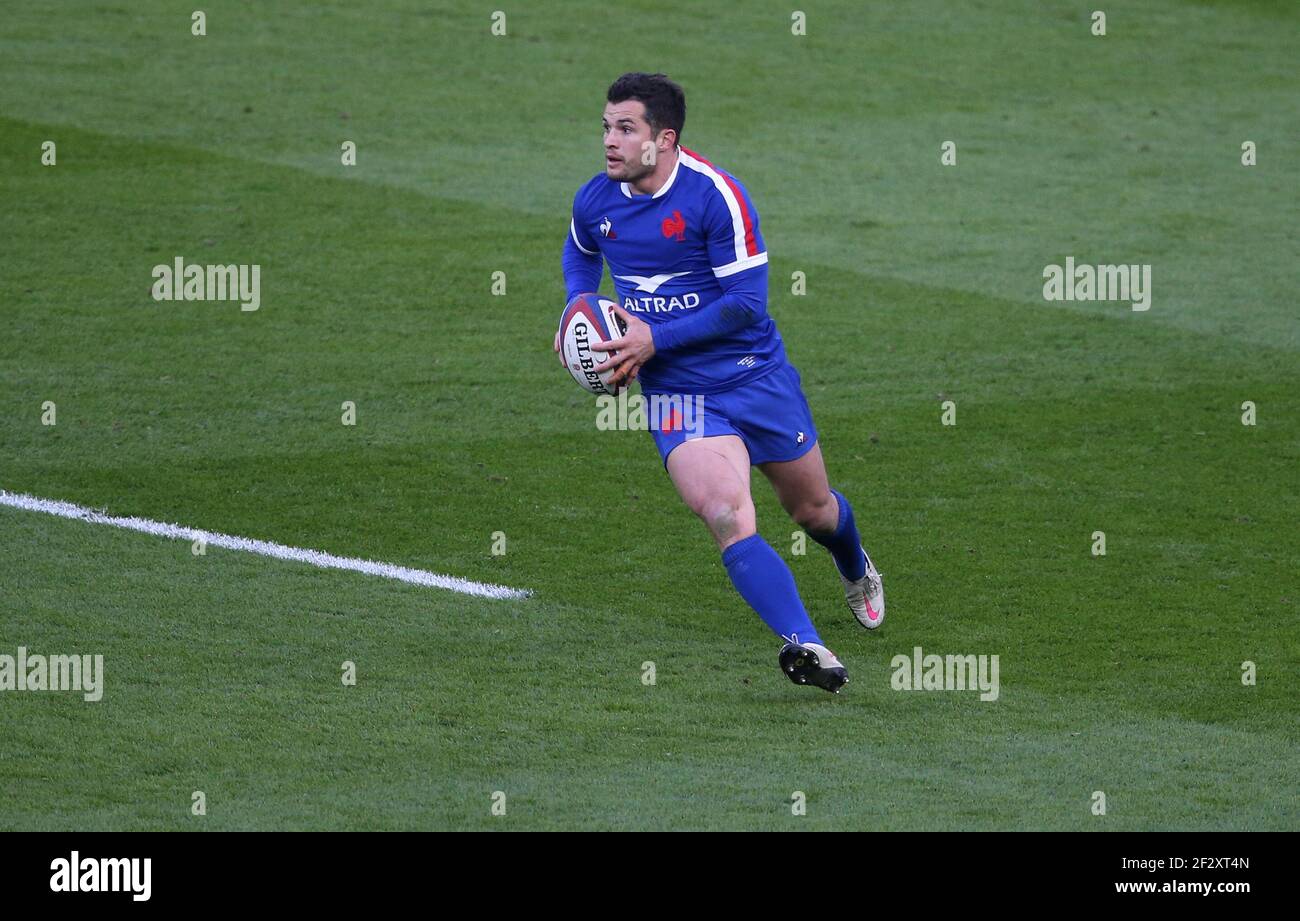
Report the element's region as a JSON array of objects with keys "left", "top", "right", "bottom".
[{"left": 0, "top": 489, "right": 531, "bottom": 601}]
